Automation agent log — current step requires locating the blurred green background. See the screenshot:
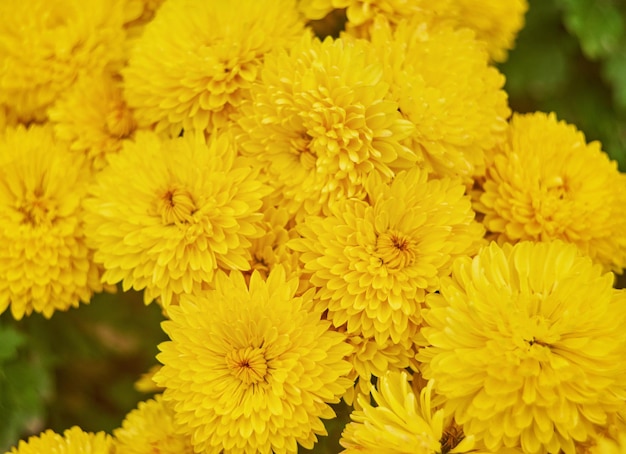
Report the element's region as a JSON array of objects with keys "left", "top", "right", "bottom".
[{"left": 2, "top": 0, "right": 626, "bottom": 451}]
